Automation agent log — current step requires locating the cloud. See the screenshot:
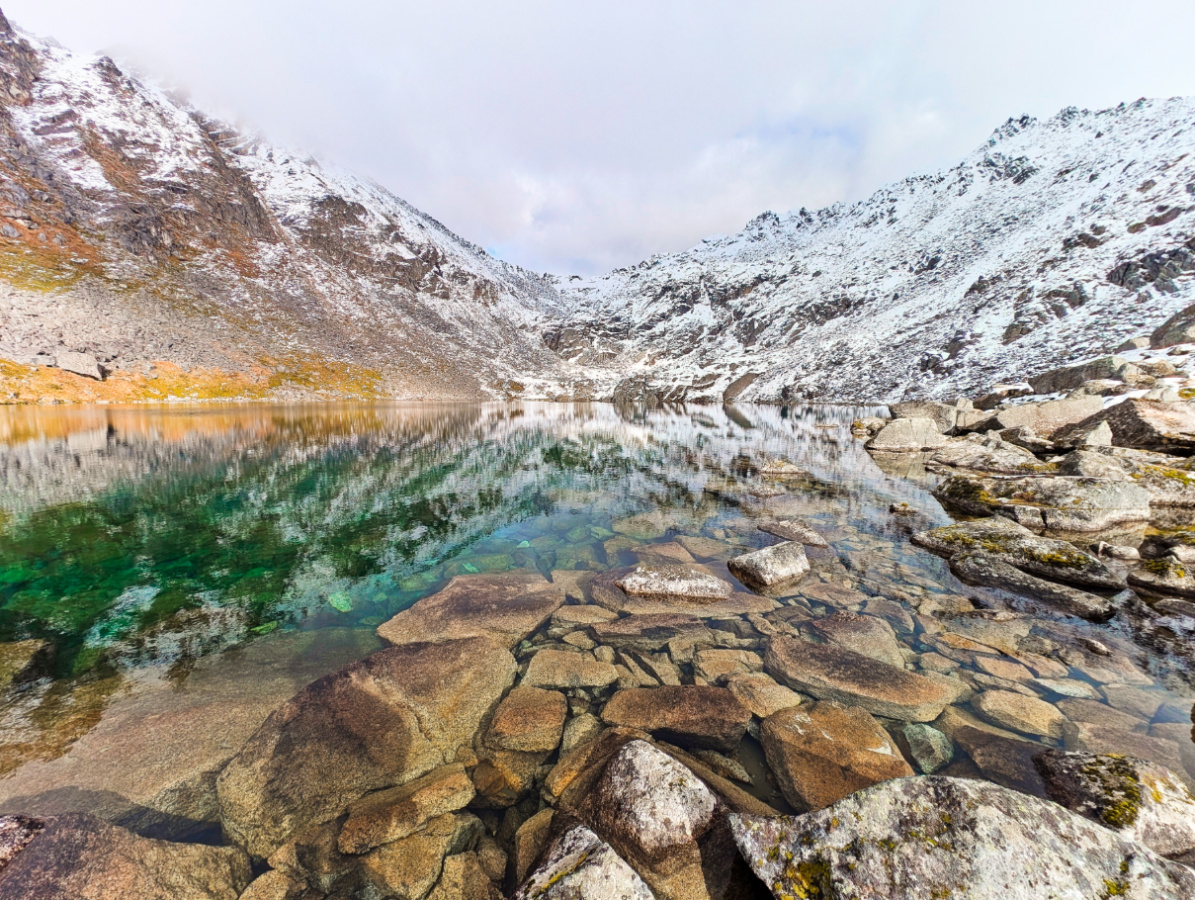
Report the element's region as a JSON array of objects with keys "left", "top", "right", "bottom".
[{"left": 9, "top": 0, "right": 1195, "bottom": 274}]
